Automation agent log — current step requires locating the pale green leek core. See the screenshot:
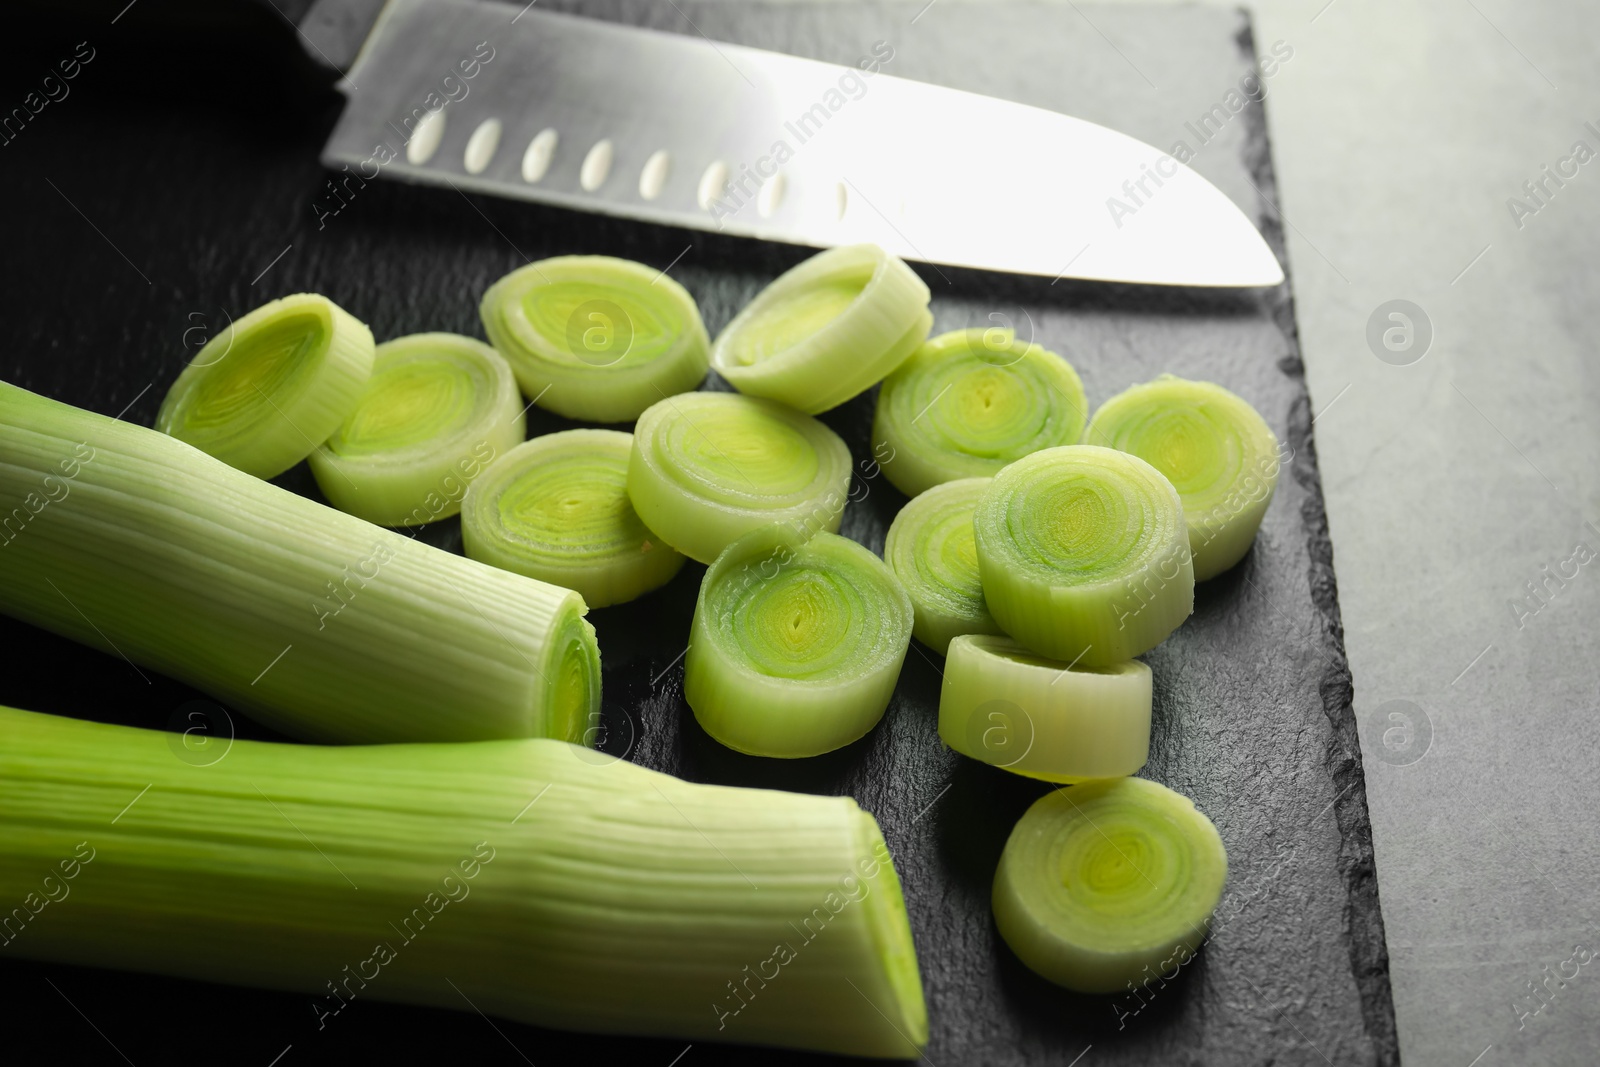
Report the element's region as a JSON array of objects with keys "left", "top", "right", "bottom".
[
  {"left": 974, "top": 445, "right": 1193, "bottom": 666},
  {"left": 992, "top": 777, "right": 1227, "bottom": 993},
  {"left": 882, "top": 477, "right": 1003, "bottom": 655},
  {"left": 627, "top": 391, "right": 852, "bottom": 565},
  {"left": 873, "top": 327, "right": 1087, "bottom": 498},
  {"left": 0, "top": 707, "right": 927, "bottom": 1058},
  {"left": 479, "top": 255, "right": 710, "bottom": 423},
  {"left": 938, "top": 635, "right": 1151, "bottom": 782},
  {"left": 462, "top": 429, "right": 685, "bottom": 608},
  {"left": 685, "top": 526, "right": 914, "bottom": 758},
  {"left": 1086, "top": 375, "right": 1280, "bottom": 580},
  {"left": 0, "top": 381, "right": 598, "bottom": 744},
  {"left": 309, "top": 333, "right": 525, "bottom": 527},
  {"left": 156, "top": 293, "right": 375, "bottom": 479},
  {"left": 711, "top": 244, "right": 933, "bottom": 414}
]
